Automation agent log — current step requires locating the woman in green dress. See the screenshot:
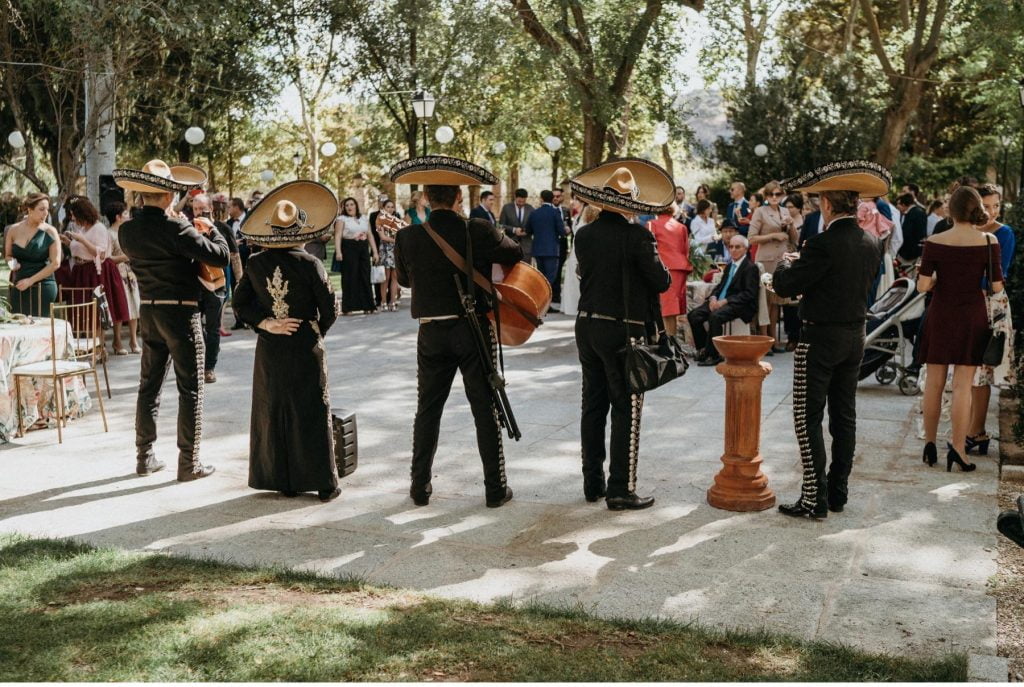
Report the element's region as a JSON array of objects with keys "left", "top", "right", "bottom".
[{"left": 4, "top": 192, "right": 61, "bottom": 317}]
